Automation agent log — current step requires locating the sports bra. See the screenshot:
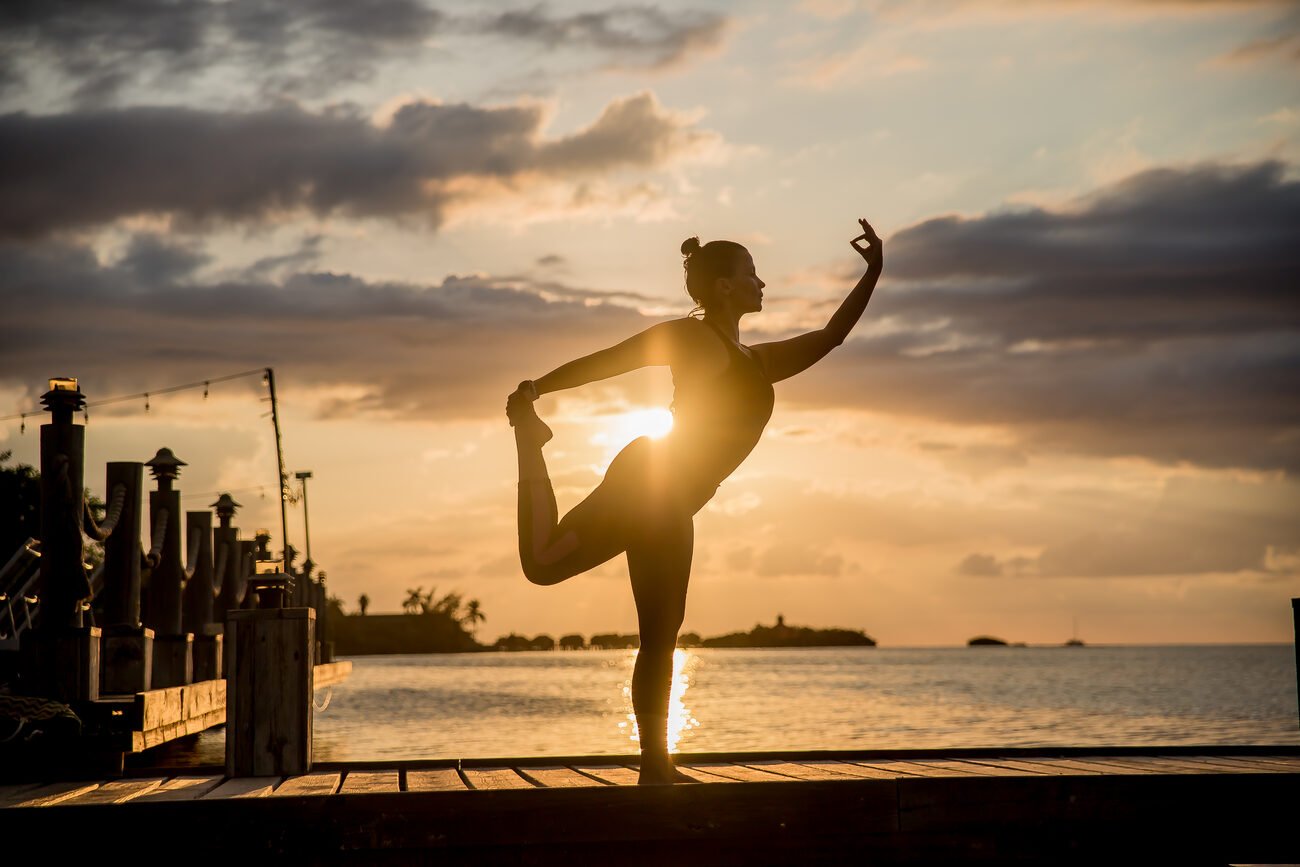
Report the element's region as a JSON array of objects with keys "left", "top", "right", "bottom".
[{"left": 668, "top": 318, "right": 775, "bottom": 486}]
